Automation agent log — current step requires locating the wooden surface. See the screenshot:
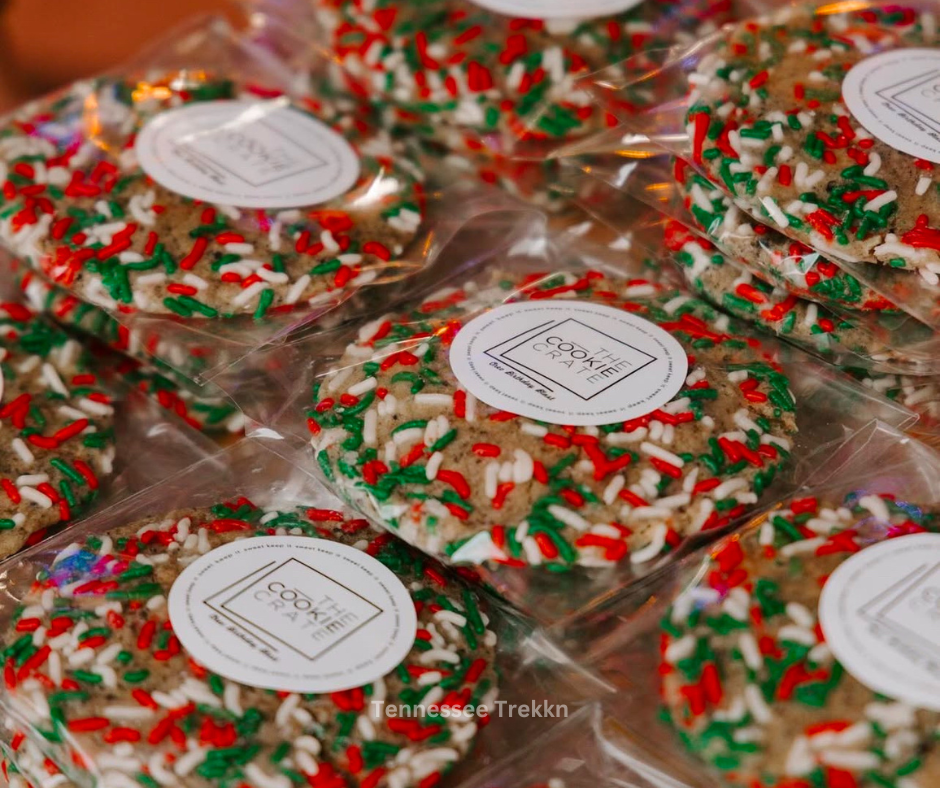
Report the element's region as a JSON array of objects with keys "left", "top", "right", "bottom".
[{"left": 0, "top": 0, "right": 243, "bottom": 111}]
